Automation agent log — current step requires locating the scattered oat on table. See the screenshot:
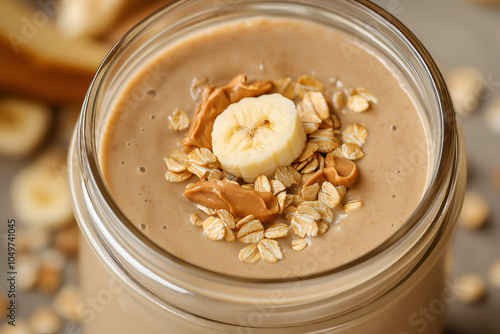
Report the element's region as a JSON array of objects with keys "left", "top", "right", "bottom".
[
  {"left": 459, "top": 191, "right": 490, "bottom": 230},
  {"left": 487, "top": 259, "right": 500, "bottom": 289},
  {"left": 456, "top": 273, "right": 486, "bottom": 303}
]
